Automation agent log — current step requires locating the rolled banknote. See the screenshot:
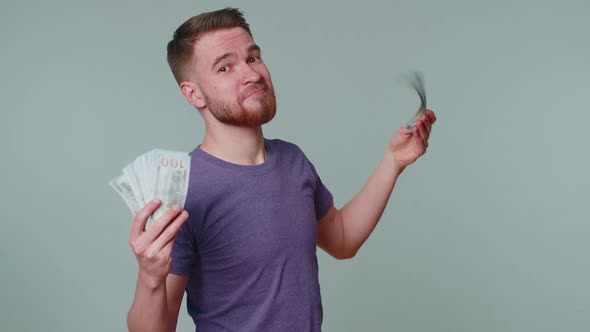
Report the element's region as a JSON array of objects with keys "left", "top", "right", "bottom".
[
  {"left": 110, "top": 149, "right": 190, "bottom": 230},
  {"left": 402, "top": 71, "right": 427, "bottom": 129}
]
